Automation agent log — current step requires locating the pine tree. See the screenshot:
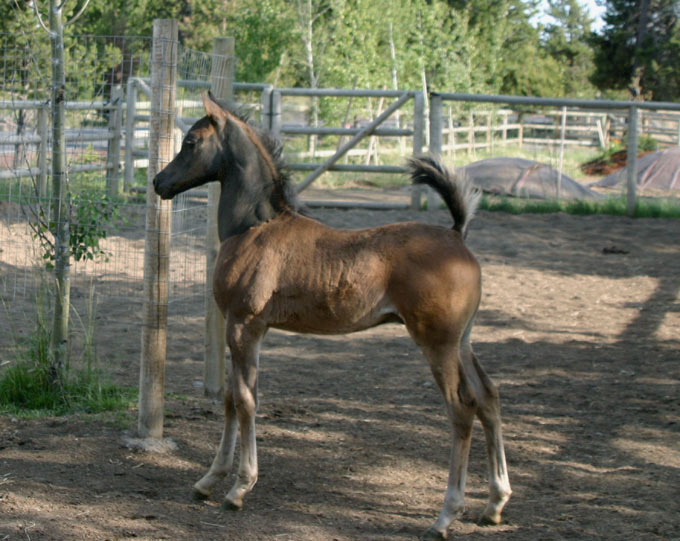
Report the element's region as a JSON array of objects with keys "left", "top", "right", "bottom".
[
  {"left": 591, "top": 0, "right": 680, "bottom": 100},
  {"left": 542, "top": 0, "right": 597, "bottom": 97}
]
